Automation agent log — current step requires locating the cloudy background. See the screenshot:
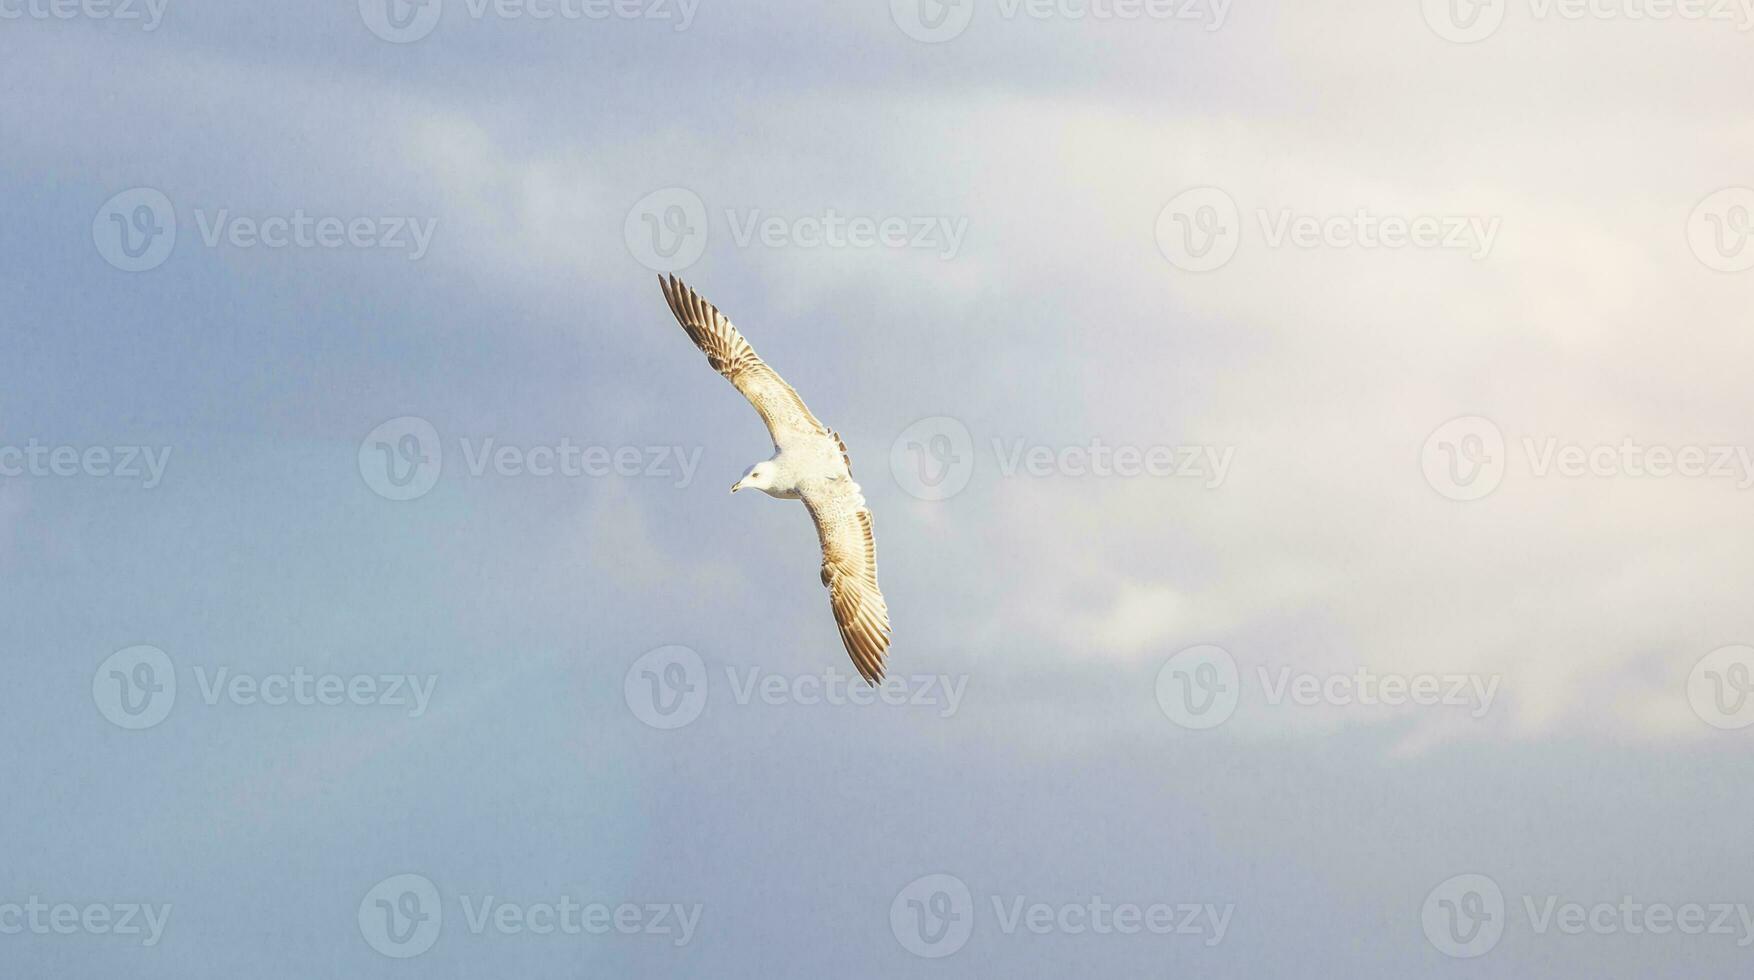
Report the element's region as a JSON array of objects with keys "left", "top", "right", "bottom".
[{"left": 4, "top": 0, "right": 1754, "bottom": 974}]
